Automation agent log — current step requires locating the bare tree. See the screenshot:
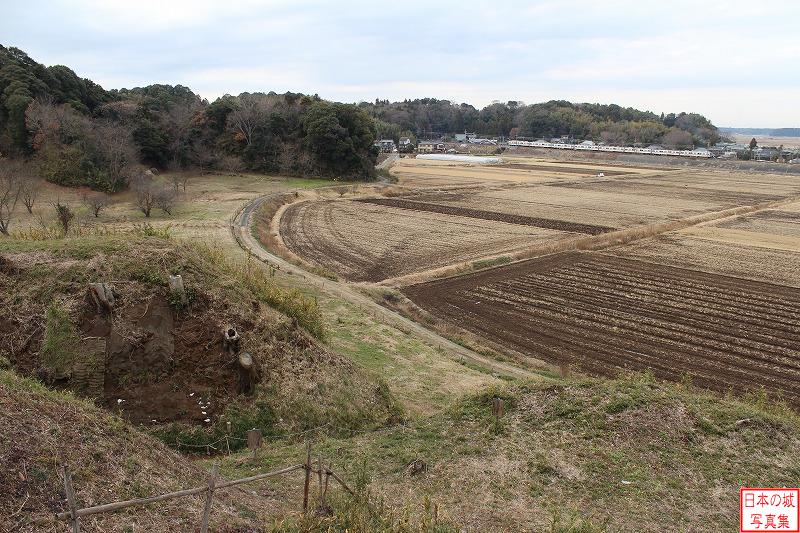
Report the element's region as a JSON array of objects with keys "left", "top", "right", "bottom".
[
  {"left": 20, "top": 174, "right": 40, "bottom": 214},
  {"left": 227, "top": 94, "right": 279, "bottom": 147},
  {"left": 132, "top": 172, "right": 156, "bottom": 217},
  {"left": 0, "top": 163, "right": 21, "bottom": 236},
  {"left": 169, "top": 173, "right": 184, "bottom": 193},
  {"left": 52, "top": 200, "right": 75, "bottom": 236},
  {"left": 154, "top": 186, "right": 178, "bottom": 215},
  {"left": 82, "top": 192, "right": 110, "bottom": 217},
  {"left": 92, "top": 120, "right": 138, "bottom": 191}
]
